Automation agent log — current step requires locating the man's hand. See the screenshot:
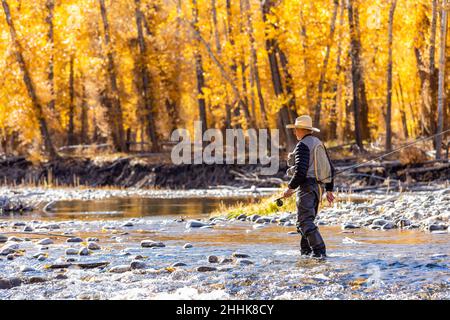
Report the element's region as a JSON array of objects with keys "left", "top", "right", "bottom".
[
  {"left": 326, "top": 191, "right": 335, "bottom": 204},
  {"left": 283, "top": 188, "right": 295, "bottom": 199}
]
